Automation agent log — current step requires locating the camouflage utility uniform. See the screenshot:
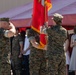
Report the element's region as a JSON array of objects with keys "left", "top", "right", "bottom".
[
  {"left": 29, "top": 34, "right": 46, "bottom": 75},
  {"left": 0, "top": 28, "right": 11, "bottom": 75},
  {"left": 46, "top": 25, "right": 67, "bottom": 75},
  {"left": 12, "top": 34, "right": 23, "bottom": 75}
]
